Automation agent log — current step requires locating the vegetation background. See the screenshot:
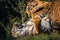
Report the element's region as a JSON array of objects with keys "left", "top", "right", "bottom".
[{"left": 0, "top": 0, "right": 60, "bottom": 40}]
